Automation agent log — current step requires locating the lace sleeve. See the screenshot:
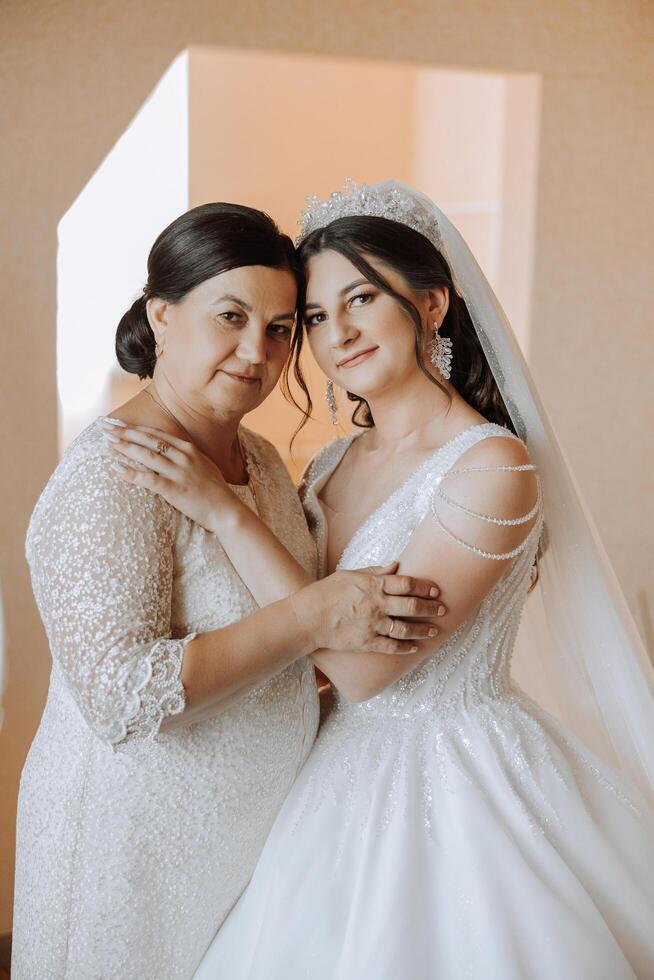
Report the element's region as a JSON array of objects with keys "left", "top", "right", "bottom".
[
  {"left": 27, "top": 453, "right": 196, "bottom": 750},
  {"left": 430, "top": 442, "right": 543, "bottom": 561}
]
